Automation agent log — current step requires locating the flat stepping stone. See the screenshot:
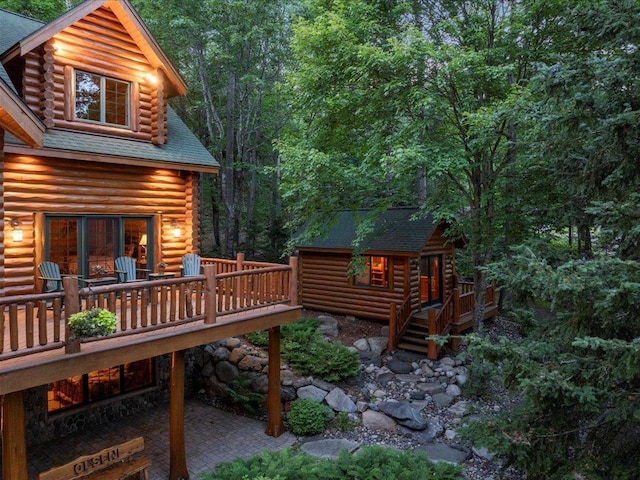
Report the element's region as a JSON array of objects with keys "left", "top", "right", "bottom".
[
  {"left": 300, "top": 439, "right": 361, "bottom": 459},
  {"left": 417, "top": 442, "right": 472, "bottom": 464}
]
